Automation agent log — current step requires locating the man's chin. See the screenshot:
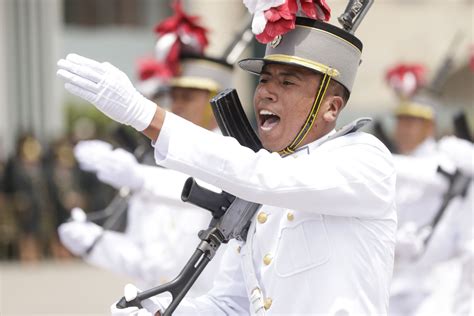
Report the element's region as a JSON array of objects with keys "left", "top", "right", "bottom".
[{"left": 260, "top": 138, "right": 286, "bottom": 153}]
